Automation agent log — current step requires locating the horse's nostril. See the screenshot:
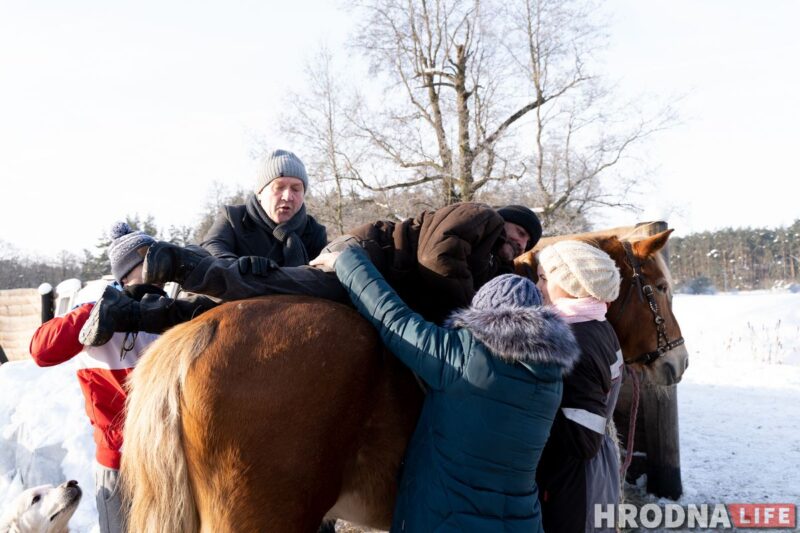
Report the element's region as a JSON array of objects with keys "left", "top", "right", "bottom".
[{"left": 67, "top": 480, "right": 78, "bottom": 487}]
